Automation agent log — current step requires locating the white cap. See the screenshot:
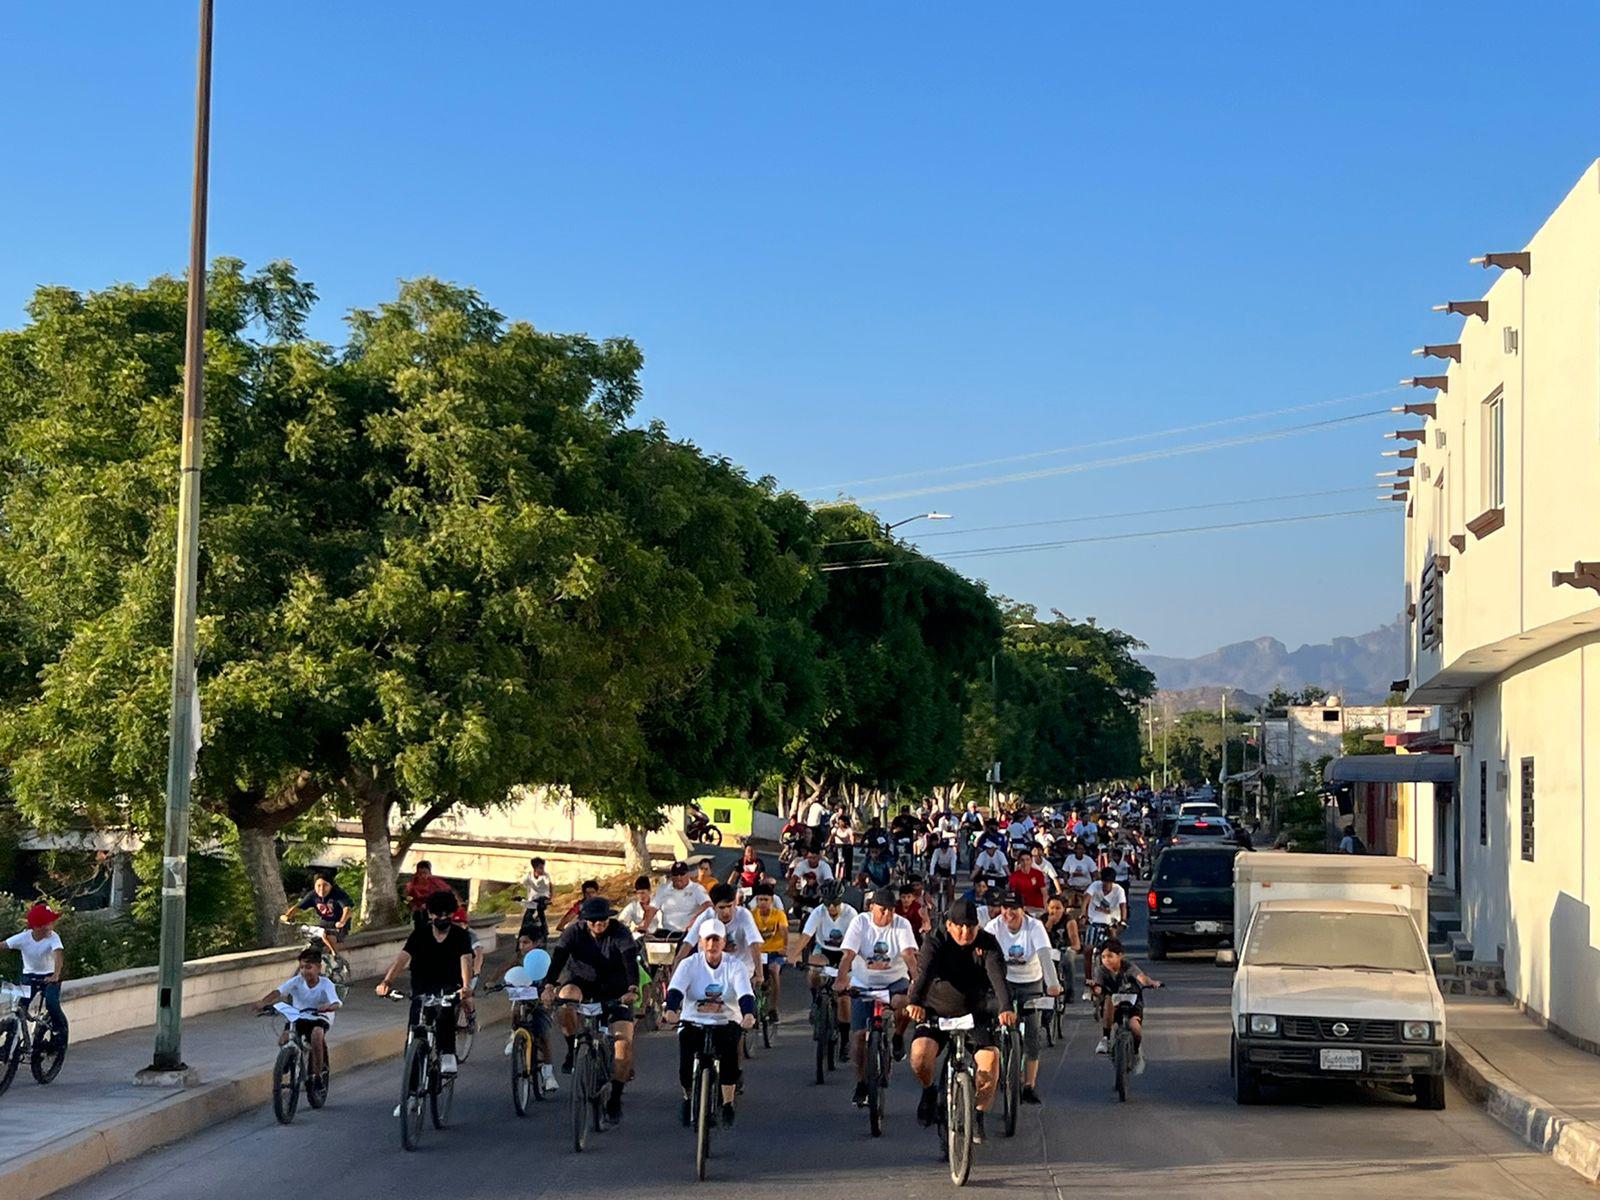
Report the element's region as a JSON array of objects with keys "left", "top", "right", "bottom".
[{"left": 698, "top": 917, "right": 728, "bottom": 941}]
